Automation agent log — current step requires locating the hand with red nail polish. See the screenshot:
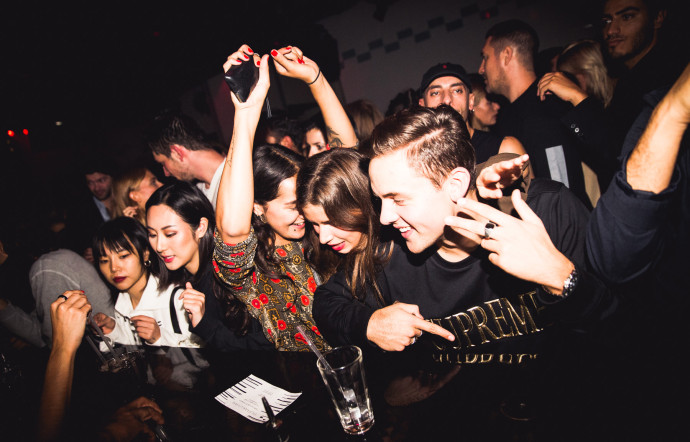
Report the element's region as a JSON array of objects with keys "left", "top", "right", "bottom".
[
  {"left": 222, "top": 44, "right": 270, "bottom": 111},
  {"left": 271, "top": 45, "right": 319, "bottom": 85},
  {"left": 271, "top": 49, "right": 278, "bottom": 57}
]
